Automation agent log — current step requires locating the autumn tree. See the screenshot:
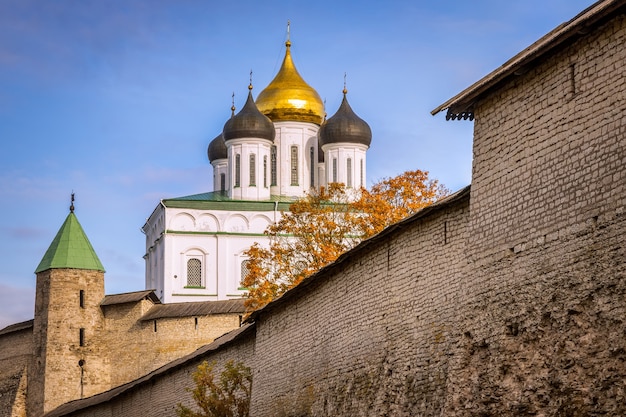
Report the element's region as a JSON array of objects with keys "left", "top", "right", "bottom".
[
  {"left": 242, "top": 169, "right": 448, "bottom": 311},
  {"left": 242, "top": 182, "right": 362, "bottom": 311},
  {"left": 177, "top": 360, "right": 252, "bottom": 417}
]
